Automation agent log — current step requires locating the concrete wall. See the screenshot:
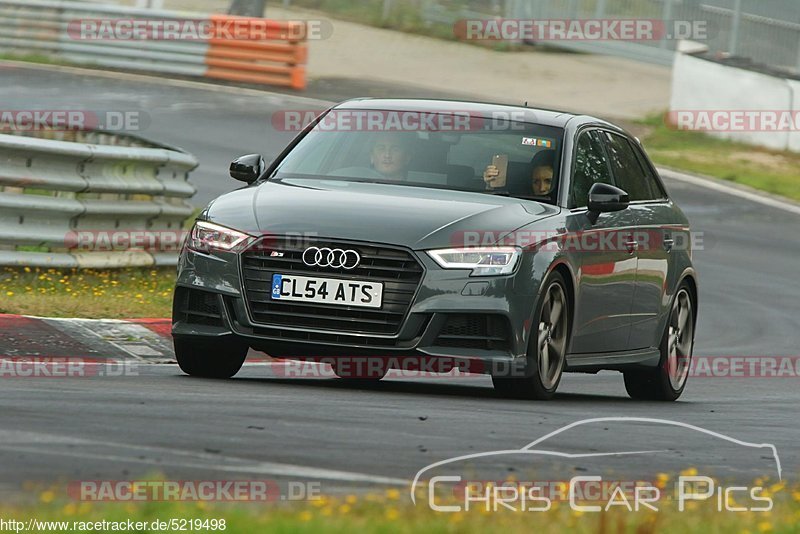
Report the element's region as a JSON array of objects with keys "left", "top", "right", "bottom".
[{"left": 670, "top": 52, "right": 799, "bottom": 152}]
